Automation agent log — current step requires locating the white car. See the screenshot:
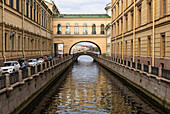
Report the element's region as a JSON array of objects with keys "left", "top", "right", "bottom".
[
  {"left": 28, "top": 59, "right": 38, "bottom": 67},
  {"left": 0, "top": 61, "right": 20, "bottom": 74},
  {"left": 37, "top": 58, "right": 44, "bottom": 65}
]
